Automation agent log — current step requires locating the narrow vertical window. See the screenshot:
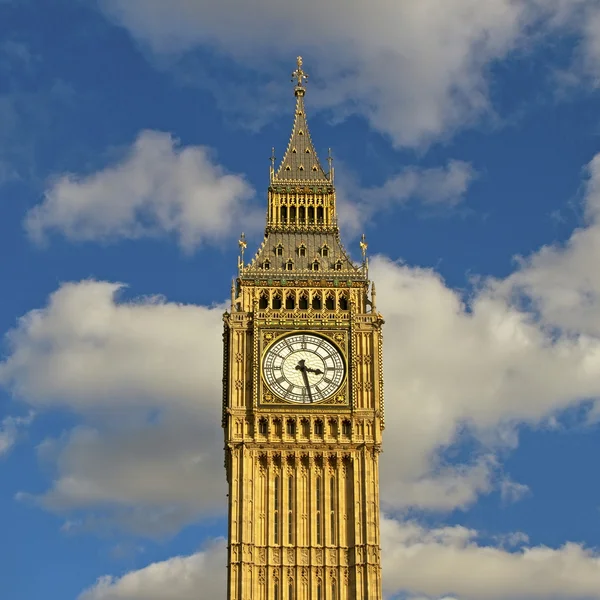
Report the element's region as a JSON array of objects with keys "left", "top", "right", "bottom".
[
  {"left": 330, "top": 477, "right": 336, "bottom": 543},
  {"left": 317, "top": 583, "right": 322, "bottom": 600},
  {"left": 274, "top": 475, "right": 280, "bottom": 544},
  {"left": 288, "top": 583, "right": 294, "bottom": 600},
  {"left": 316, "top": 475, "right": 322, "bottom": 545},
  {"left": 274, "top": 583, "right": 279, "bottom": 600},
  {"left": 288, "top": 477, "right": 294, "bottom": 544}
]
